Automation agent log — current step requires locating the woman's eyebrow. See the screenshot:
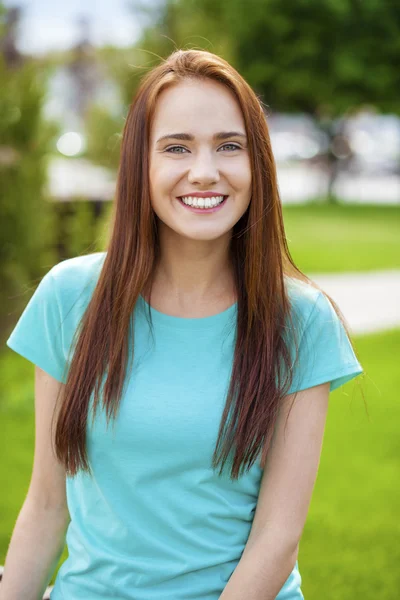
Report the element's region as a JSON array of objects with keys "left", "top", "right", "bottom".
[{"left": 156, "top": 131, "right": 247, "bottom": 144}]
